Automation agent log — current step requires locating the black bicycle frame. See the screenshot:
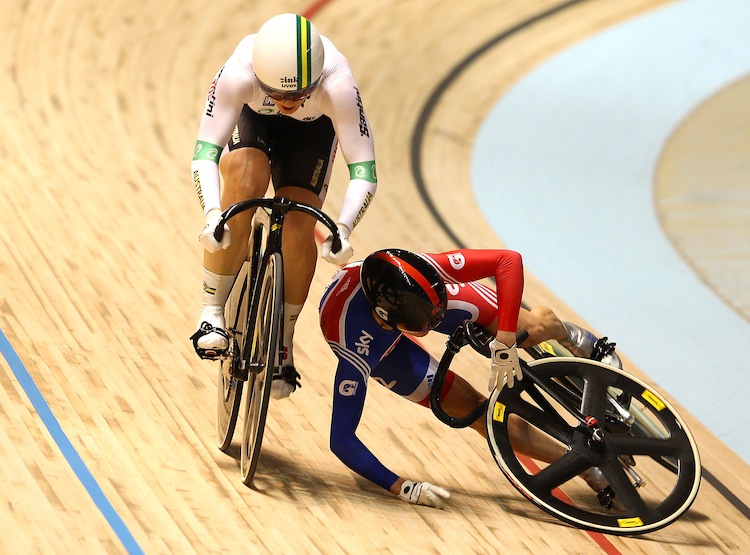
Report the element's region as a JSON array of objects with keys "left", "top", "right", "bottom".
[{"left": 430, "top": 321, "right": 601, "bottom": 439}]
